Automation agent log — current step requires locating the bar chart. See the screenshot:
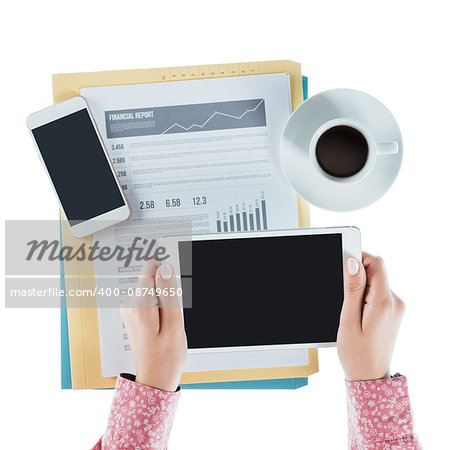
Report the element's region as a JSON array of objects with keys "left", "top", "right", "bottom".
[{"left": 216, "top": 192, "right": 268, "bottom": 233}]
